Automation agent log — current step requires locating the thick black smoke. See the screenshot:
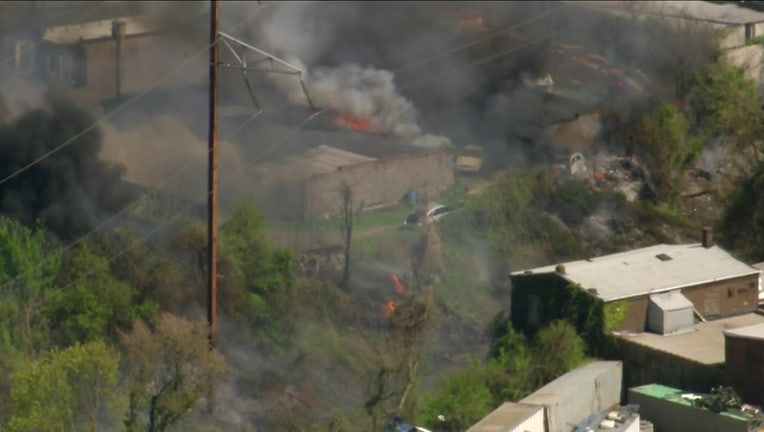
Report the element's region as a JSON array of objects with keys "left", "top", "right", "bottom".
[
  {"left": 0, "top": 93, "right": 134, "bottom": 240},
  {"left": 219, "top": 1, "right": 717, "bottom": 168}
]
